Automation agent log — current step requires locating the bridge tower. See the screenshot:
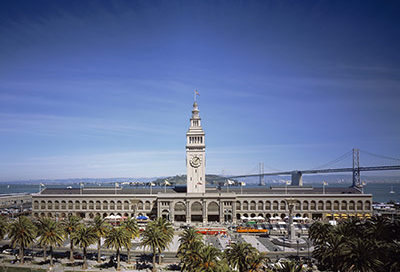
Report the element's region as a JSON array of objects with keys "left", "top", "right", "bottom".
[{"left": 352, "top": 148, "right": 361, "bottom": 188}]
